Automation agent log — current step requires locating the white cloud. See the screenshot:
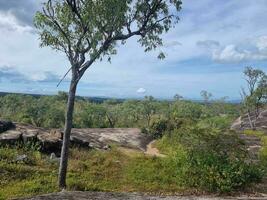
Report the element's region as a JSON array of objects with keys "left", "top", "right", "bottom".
[
  {"left": 0, "top": 12, "right": 33, "bottom": 33},
  {"left": 136, "top": 88, "right": 146, "bottom": 94},
  {"left": 256, "top": 36, "right": 267, "bottom": 52},
  {"left": 213, "top": 45, "right": 247, "bottom": 62},
  {"left": 197, "top": 35, "right": 267, "bottom": 63},
  {"left": 0, "top": 0, "right": 267, "bottom": 99}
]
